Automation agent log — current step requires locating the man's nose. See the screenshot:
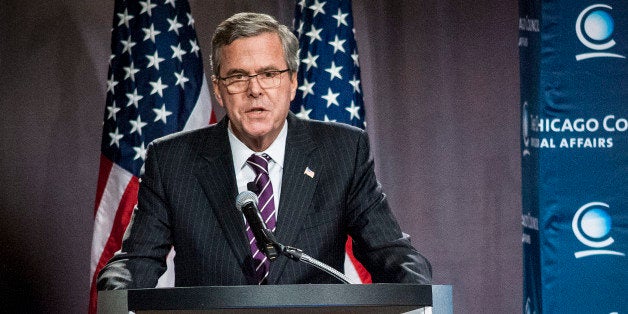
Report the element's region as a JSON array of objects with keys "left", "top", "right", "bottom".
[{"left": 247, "top": 76, "right": 263, "bottom": 97}]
